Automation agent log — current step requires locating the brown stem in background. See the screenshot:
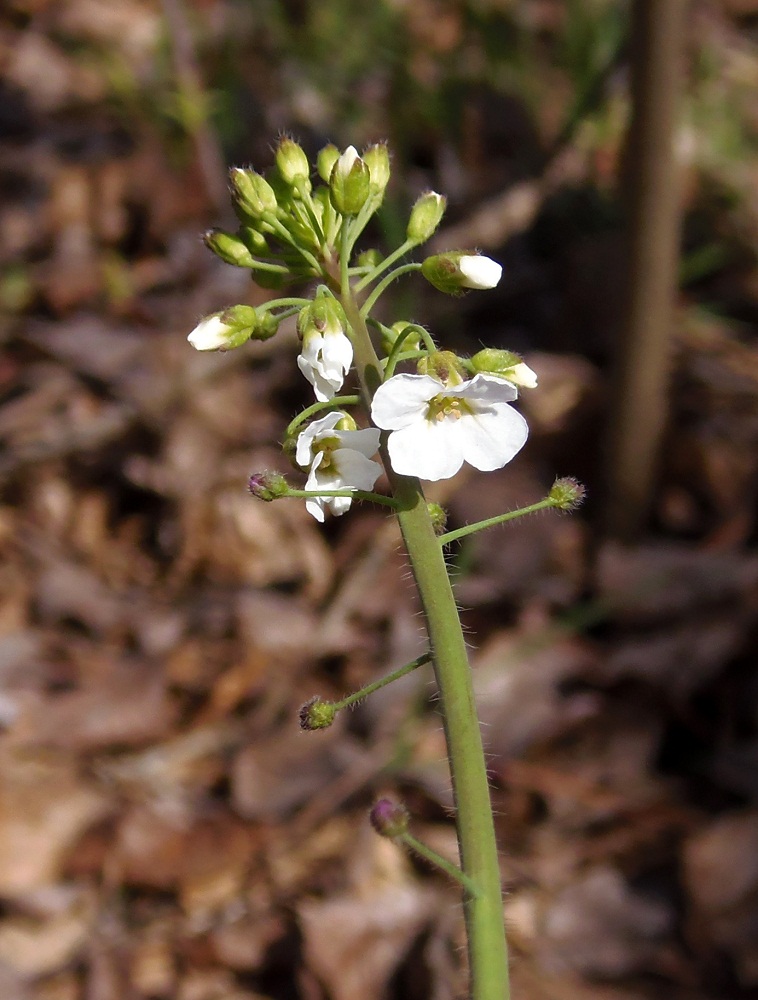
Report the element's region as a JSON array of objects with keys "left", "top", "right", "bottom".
[
  {"left": 161, "top": 0, "right": 230, "bottom": 218},
  {"left": 603, "top": 0, "right": 687, "bottom": 539}
]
